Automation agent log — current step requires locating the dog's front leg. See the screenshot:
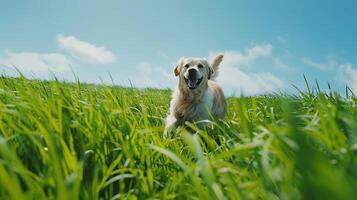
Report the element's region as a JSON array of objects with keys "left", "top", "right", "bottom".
[{"left": 164, "top": 114, "right": 178, "bottom": 137}]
